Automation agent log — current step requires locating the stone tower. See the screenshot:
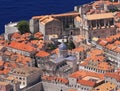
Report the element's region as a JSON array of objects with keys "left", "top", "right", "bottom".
[{"left": 58, "top": 42, "right": 68, "bottom": 58}]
